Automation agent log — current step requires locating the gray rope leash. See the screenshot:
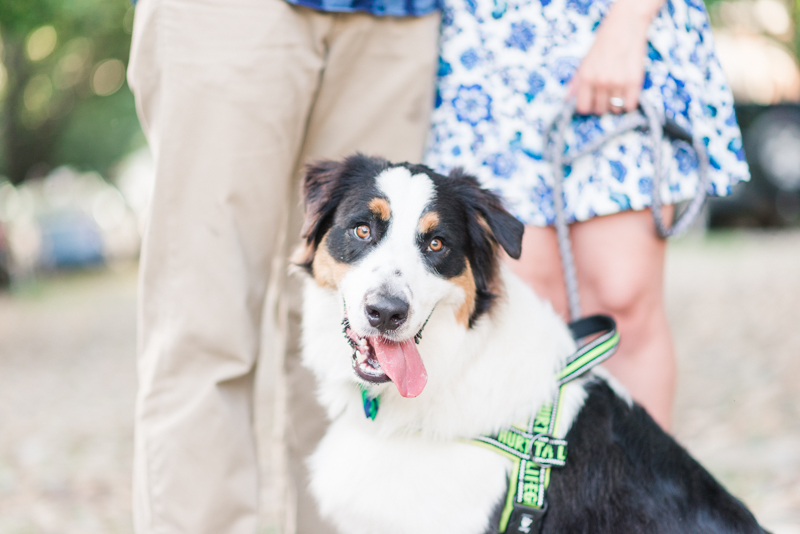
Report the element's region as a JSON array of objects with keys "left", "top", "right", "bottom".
[{"left": 547, "top": 99, "right": 711, "bottom": 321}]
